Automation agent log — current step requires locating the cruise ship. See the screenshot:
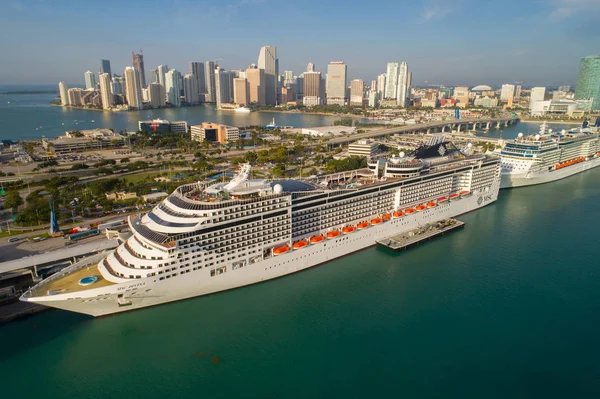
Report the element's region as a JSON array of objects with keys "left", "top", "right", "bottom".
[
  {"left": 21, "top": 141, "right": 501, "bottom": 317},
  {"left": 500, "top": 122, "right": 600, "bottom": 188}
]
